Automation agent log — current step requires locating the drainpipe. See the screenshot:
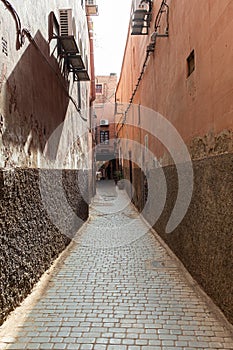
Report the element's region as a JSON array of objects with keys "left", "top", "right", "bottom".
[
  {"left": 87, "top": 15, "right": 96, "bottom": 196},
  {"left": 87, "top": 16, "right": 96, "bottom": 103}
]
